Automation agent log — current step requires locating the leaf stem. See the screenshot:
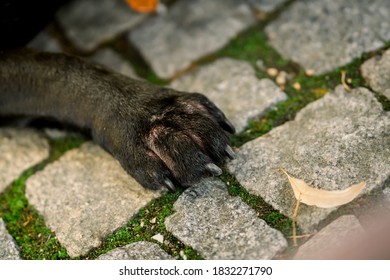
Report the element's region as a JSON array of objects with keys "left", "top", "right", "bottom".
[{"left": 292, "top": 192, "right": 302, "bottom": 246}]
